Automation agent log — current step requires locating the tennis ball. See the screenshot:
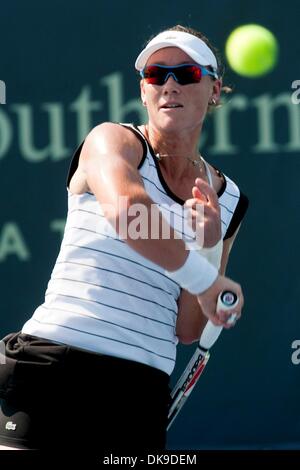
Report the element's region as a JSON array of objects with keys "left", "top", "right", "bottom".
[{"left": 225, "top": 24, "right": 279, "bottom": 77}]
